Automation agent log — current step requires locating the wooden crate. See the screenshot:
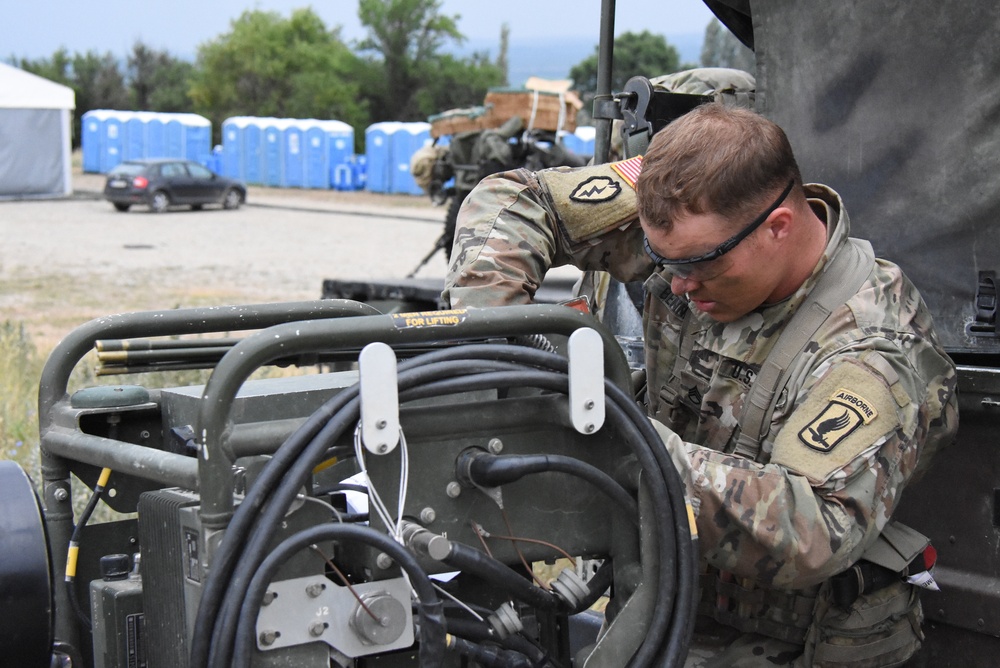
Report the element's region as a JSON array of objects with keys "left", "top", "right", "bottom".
[
  {"left": 428, "top": 106, "right": 492, "bottom": 138},
  {"left": 483, "top": 88, "right": 579, "bottom": 133}
]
